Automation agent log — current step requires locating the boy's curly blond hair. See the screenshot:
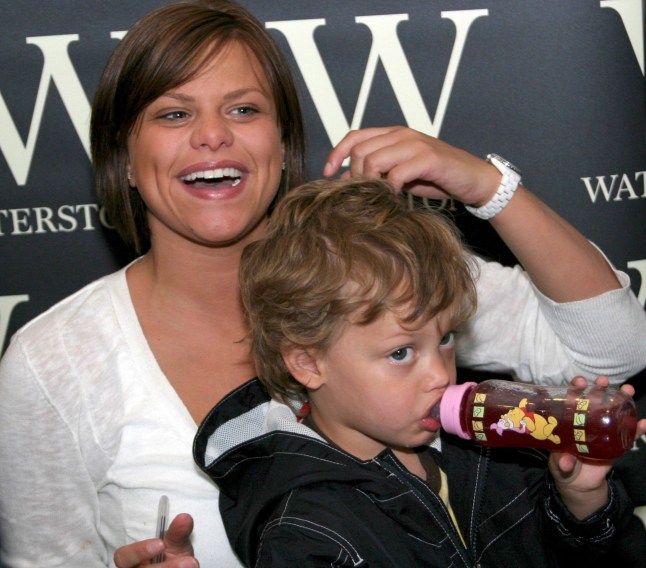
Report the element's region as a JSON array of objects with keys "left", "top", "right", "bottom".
[{"left": 240, "top": 177, "right": 478, "bottom": 403}]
